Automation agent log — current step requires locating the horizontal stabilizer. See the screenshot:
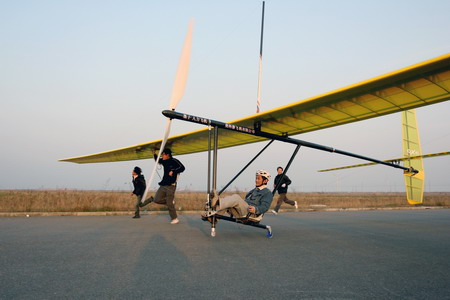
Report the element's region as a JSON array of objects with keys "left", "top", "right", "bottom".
[{"left": 317, "top": 151, "right": 450, "bottom": 172}]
